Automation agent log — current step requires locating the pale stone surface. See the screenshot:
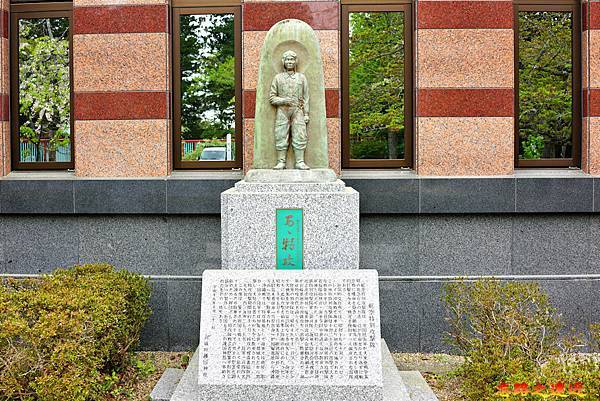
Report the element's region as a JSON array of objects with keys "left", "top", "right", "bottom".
[
  {"left": 197, "top": 269, "right": 382, "bottom": 401},
  {"left": 380, "top": 341, "right": 414, "bottom": 401},
  {"left": 253, "top": 19, "right": 328, "bottom": 170},
  {"left": 583, "top": 30, "right": 589, "bottom": 90},
  {"left": 417, "top": 117, "right": 514, "bottom": 176},
  {"left": 75, "top": 119, "right": 169, "bottom": 177},
  {"left": 165, "top": 339, "right": 421, "bottom": 401},
  {"left": 244, "top": 168, "right": 337, "bottom": 183},
  {"left": 326, "top": 118, "right": 341, "bottom": 175},
  {"left": 417, "top": 29, "right": 513, "bottom": 89},
  {"left": 1, "top": 121, "right": 9, "bottom": 176},
  {"left": 235, "top": 180, "right": 345, "bottom": 193},
  {"left": 73, "top": 33, "right": 169, "bottom": 92},
  {"left": 588, "top": 118, "right": 600, "bottom": 175},
  {"left": 397, "top": 371, "right": 440, "bottom": 401},
  {"left": 151, "top": 368, "right": 184, "bottom": 401},
  {"left": 243, "top": 119, "right": 255, "bottom": 173},
  {"left": 589, "top": 30, "right": 600, "bottom": 88},
  {"left": 221, "top": 182, "right": 359, "bottom": 270}
]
